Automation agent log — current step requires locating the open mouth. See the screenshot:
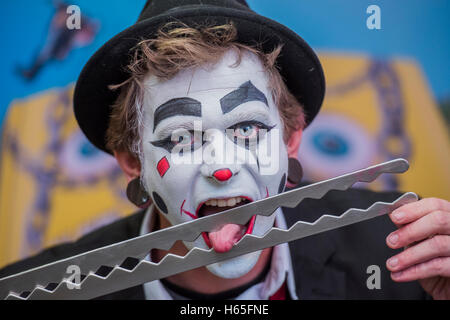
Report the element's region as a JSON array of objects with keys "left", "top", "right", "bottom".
[{"left": 196, "top": 196, "right": 256, "bottom": 253}]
